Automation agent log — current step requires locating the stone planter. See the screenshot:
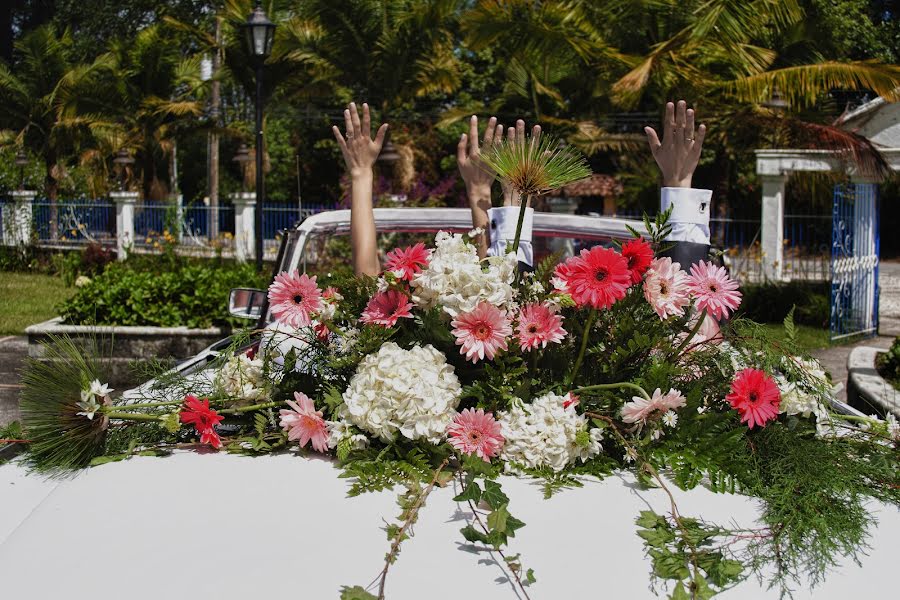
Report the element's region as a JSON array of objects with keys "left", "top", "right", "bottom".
[
  {"left": 847, "top": 346, "right": 900, "bottom": 416},
  {"left": 25, "top": 318, "right": 229, "bottom": 386}
]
